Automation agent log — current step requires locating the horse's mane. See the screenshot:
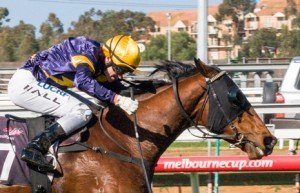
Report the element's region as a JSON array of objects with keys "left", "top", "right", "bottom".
[
  {"left": 121, "top": 61, "right": 197, "bottom": 96},
  {"left": 150, "top": 60, "right": 197, "bottom": 79}
]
